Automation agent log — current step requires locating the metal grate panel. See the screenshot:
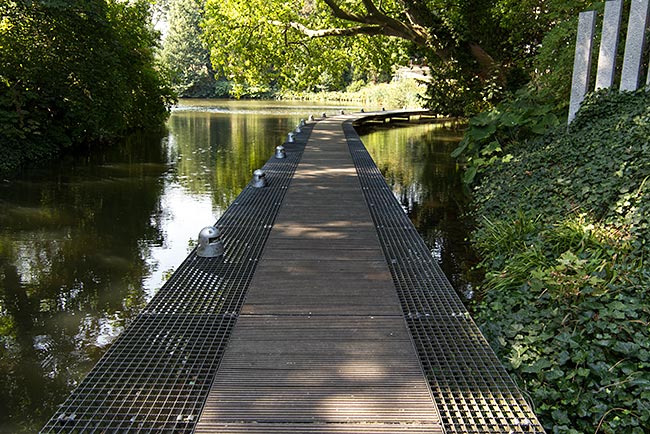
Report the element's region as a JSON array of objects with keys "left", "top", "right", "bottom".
[
  {"left": 41, "top": 124, "right": 314, "bottom": 433},
  {"left": 344, "top": 120, "right": 545, "bottom": 434}
]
